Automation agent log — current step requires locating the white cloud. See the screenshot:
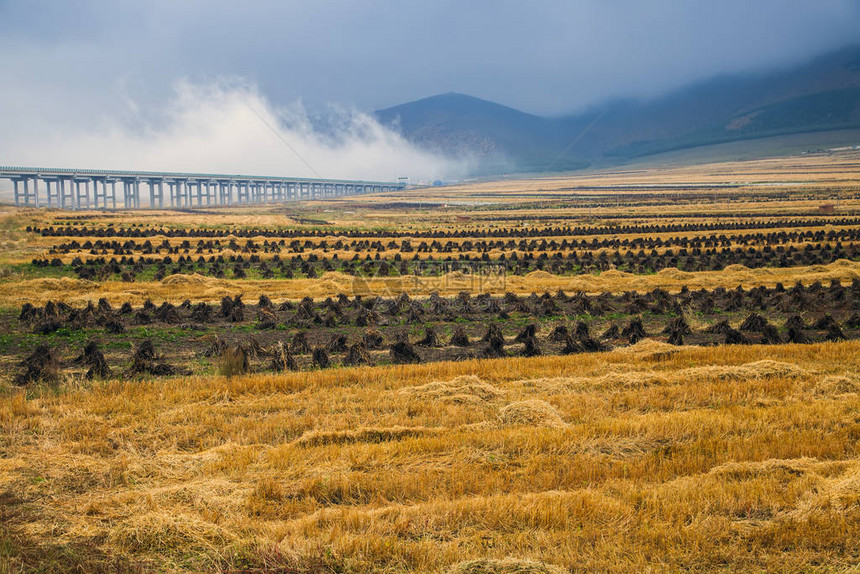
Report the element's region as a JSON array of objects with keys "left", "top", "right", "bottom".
[{"left": 0, "top": 79, "right": 468, "bottom": 187}]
